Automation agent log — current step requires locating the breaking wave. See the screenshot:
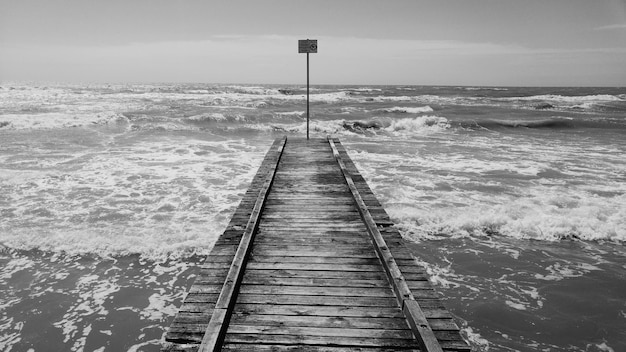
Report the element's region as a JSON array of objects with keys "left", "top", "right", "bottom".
[
  {"left": 342, "top": 116, "right": 450, "bottom": 135},
  {"left": 380, "top": 106, "right": 434, "bottom": 113},
  {"left": 458, "top": 118, "right": 574, "bottom": 130},
  {"left": 0, "top": 112, "right": 126, "bottom": 130},
  {"left": 391, "top": 192, "right": 626, "bottom": 243},
  {"left": 502, "top": 94, "right": 624, "bottom": 103},
  {"left": 456, "top": 117, "right": 626, "bottom": 131}
]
